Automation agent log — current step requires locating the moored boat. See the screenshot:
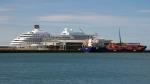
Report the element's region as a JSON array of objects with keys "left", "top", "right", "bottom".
[{"left": 106, "top": 43, "right": 147, "bottom": 52}]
